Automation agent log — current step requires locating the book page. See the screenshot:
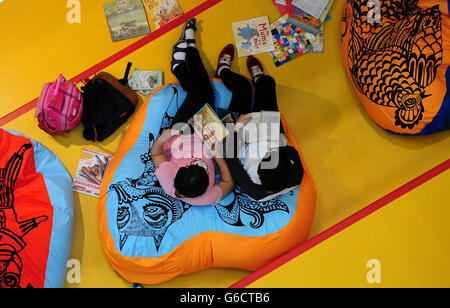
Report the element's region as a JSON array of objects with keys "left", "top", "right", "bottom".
[
  {"left": 292, "top": 0, "right": 329, "bottom": 19},
  {"left": 190, "top": 104, "right": 229, "bottom": 151},
  {"left": 242, "top": 112, "right": 261, "bottom": 143},
  {"left": 261, "top": 111, "right": 281, "bottom": 141},
  {"left": 261, "top": 111, "right": 281, "bottom": 125},
  {"left": 242, "top": 112, "right": 280, "bottom": 143}
]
